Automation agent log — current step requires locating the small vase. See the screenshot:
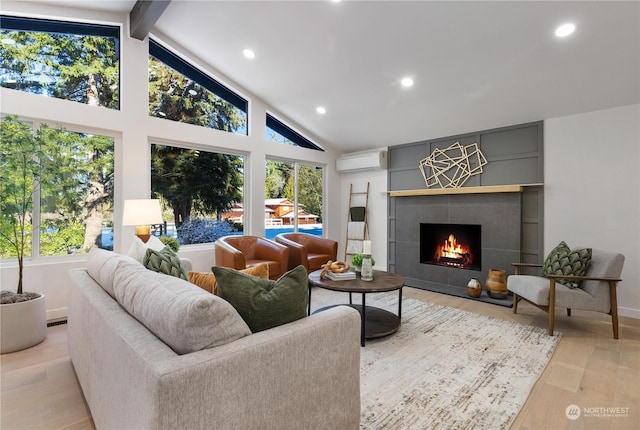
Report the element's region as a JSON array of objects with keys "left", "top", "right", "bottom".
[
  {"left": 360, "top": 254, "right": 373, "bottom": 281},
  {"left": 466, "top": 278, "right": 482, "bottom": 298},
  {"left": 485, "top": 268, "right": 508, "bottom": 299}
]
